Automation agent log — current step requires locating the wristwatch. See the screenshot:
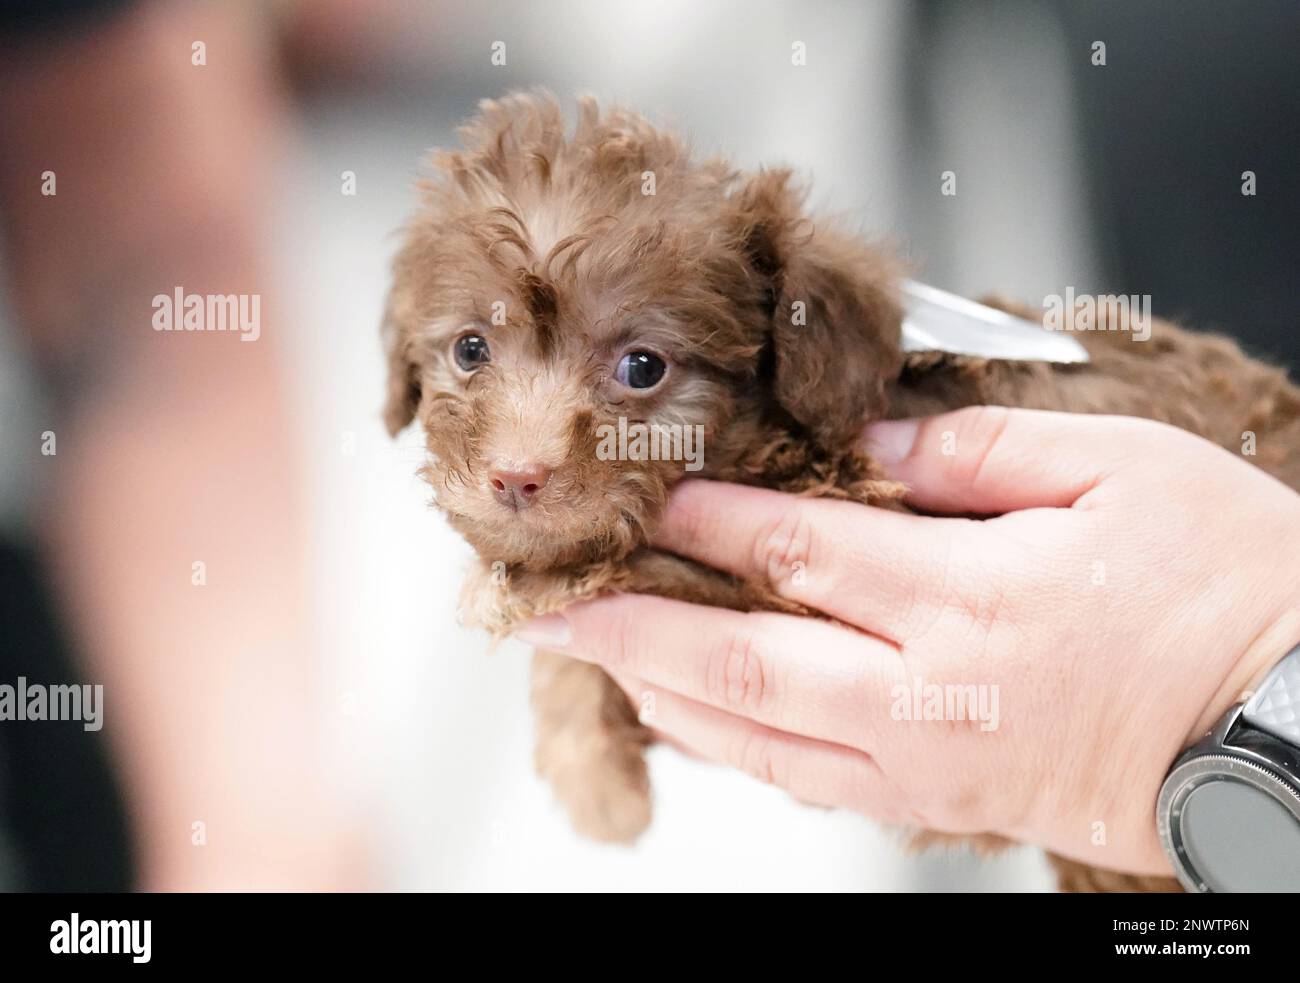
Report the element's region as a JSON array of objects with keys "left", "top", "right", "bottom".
[{"left": 1157, "top": 642, "right": 1300, "bottom": 892}]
